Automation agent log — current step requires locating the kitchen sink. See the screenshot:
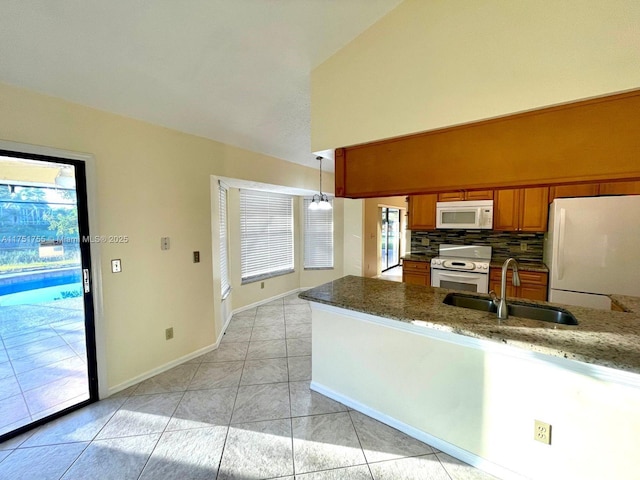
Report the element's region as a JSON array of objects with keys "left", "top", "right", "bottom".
[{"left": 443, "top": 293, "right": 579, "bottom": 325}]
